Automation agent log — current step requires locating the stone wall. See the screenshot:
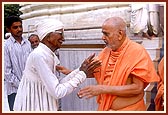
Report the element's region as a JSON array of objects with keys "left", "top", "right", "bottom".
[{"left": 19, "top": 3, "right": 131, "bottom": 37}]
